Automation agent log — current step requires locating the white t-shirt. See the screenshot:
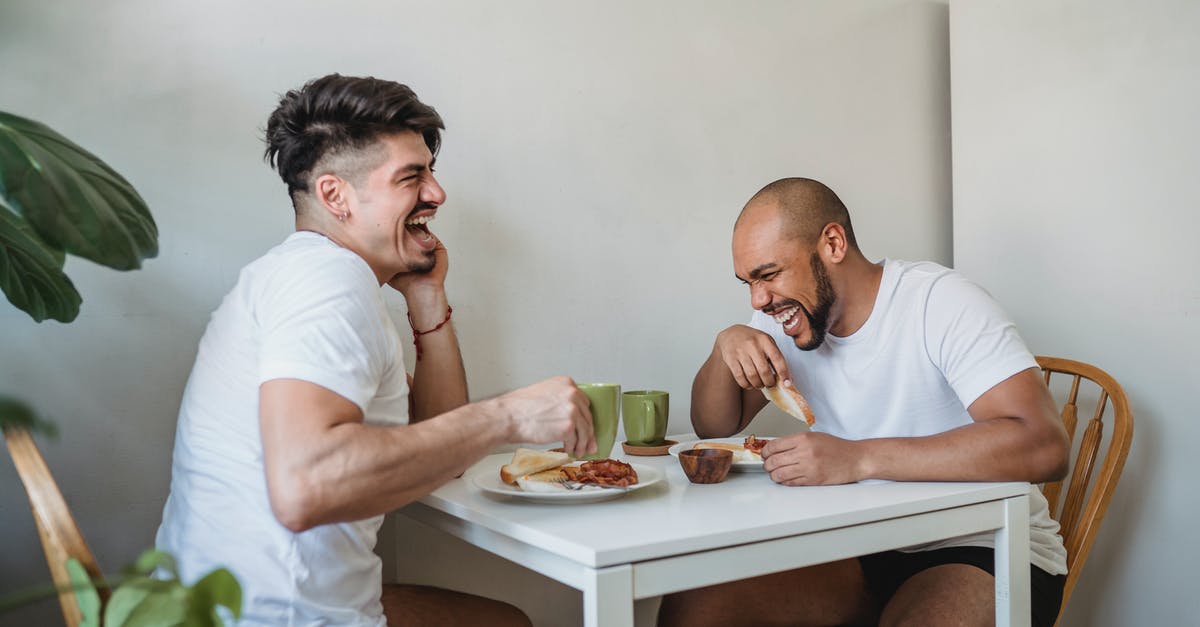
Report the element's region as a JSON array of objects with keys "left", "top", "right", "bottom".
[
  {"left": 749, "top": 259, "right": 1068, "bottom": 576},
  {"left": 156, "top": 231, "right": 409, "bottom": 625}
]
